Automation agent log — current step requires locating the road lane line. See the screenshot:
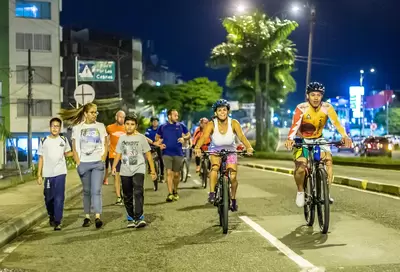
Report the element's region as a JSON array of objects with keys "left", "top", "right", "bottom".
[
  {"left": 239, "top": 216, "right": 324, "bottom": 272},
  {"left": 247, "top": 167, "right": 400, "bottom": 200}
]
